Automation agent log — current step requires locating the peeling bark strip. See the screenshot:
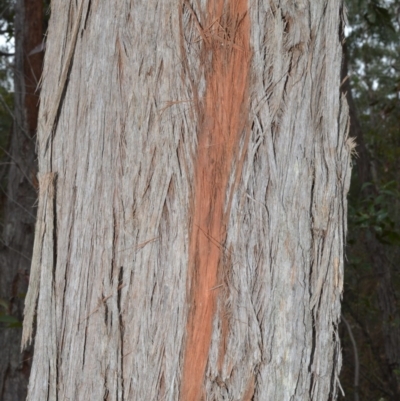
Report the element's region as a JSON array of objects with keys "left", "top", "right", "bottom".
[
  {"left": 22, "top": 172, "right": 56, "bottom": 348},
  {"left": 181, "top": 1, "right": 251, "bottom": 399}
]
